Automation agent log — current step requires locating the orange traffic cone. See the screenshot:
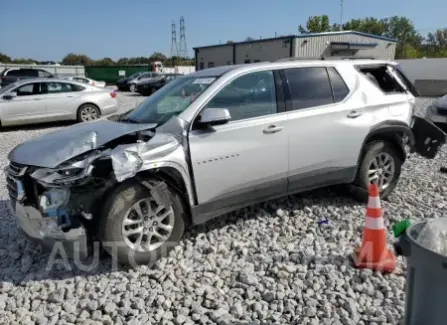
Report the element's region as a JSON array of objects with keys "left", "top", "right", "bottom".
[{"left": 353, "top": 184, "right": 396, "bottom": 273}]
